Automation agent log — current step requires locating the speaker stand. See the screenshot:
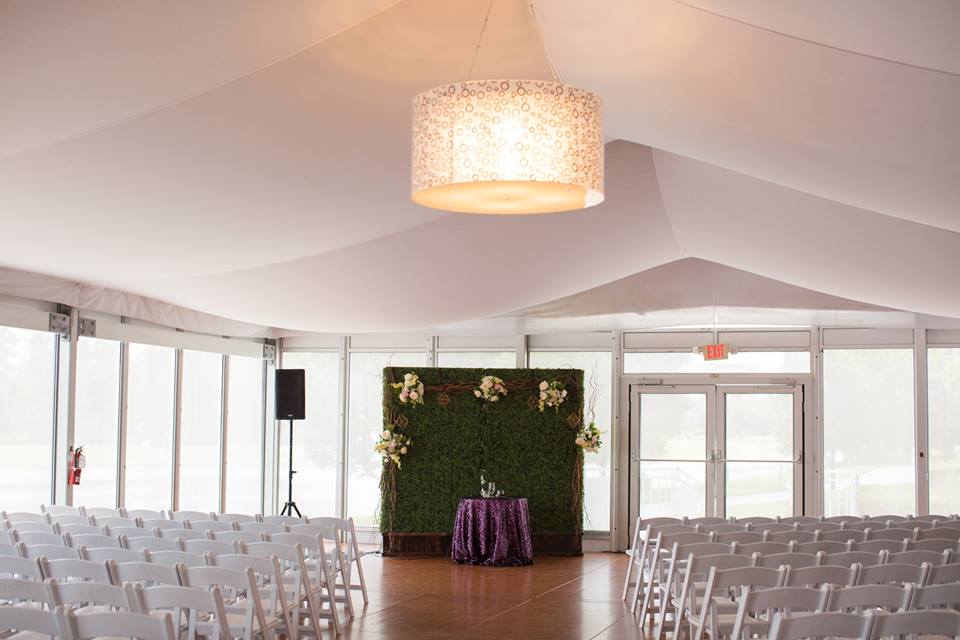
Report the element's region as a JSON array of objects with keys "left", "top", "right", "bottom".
[{"left": 280, "top": 418, "right": 302, "bottom": 517}]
